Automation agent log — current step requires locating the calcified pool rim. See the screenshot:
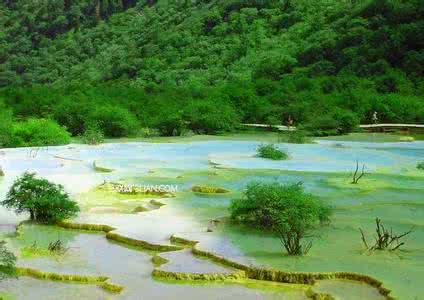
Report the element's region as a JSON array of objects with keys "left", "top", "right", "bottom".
[{"left": 11, "top": 218, "right": 394, "bottom": 299}]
